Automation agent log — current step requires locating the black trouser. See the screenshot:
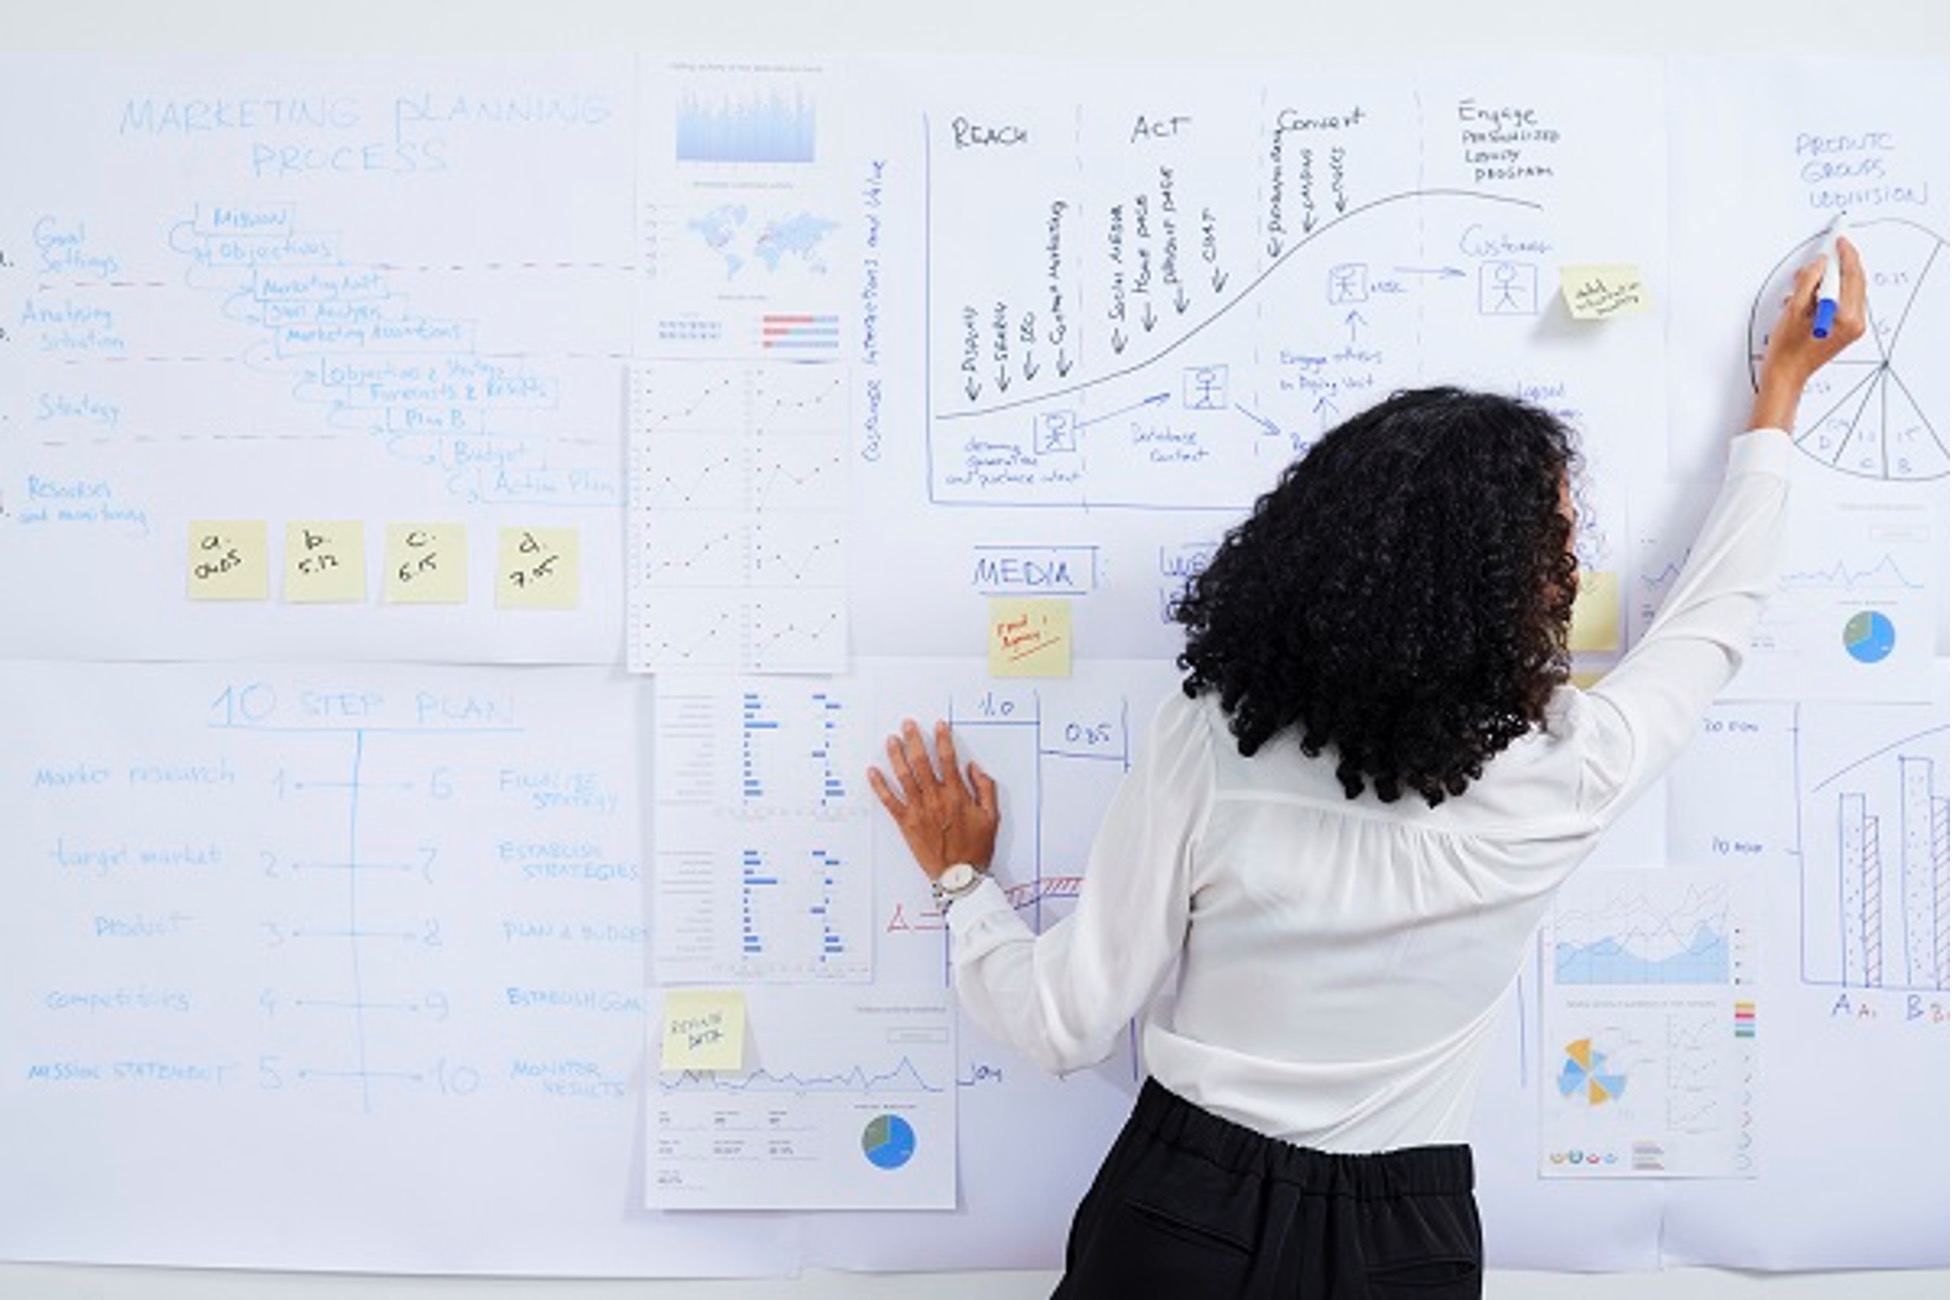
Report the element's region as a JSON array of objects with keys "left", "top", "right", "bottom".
[{"left": 1054, "top": 1078, "right": 1482, "bottom": 1299}]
